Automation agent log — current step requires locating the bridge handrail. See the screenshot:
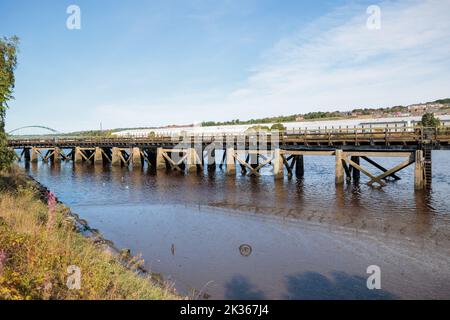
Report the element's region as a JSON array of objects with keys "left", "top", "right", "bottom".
[{"left": 6, "top": 125, "right": 450, "bottom": 143}]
